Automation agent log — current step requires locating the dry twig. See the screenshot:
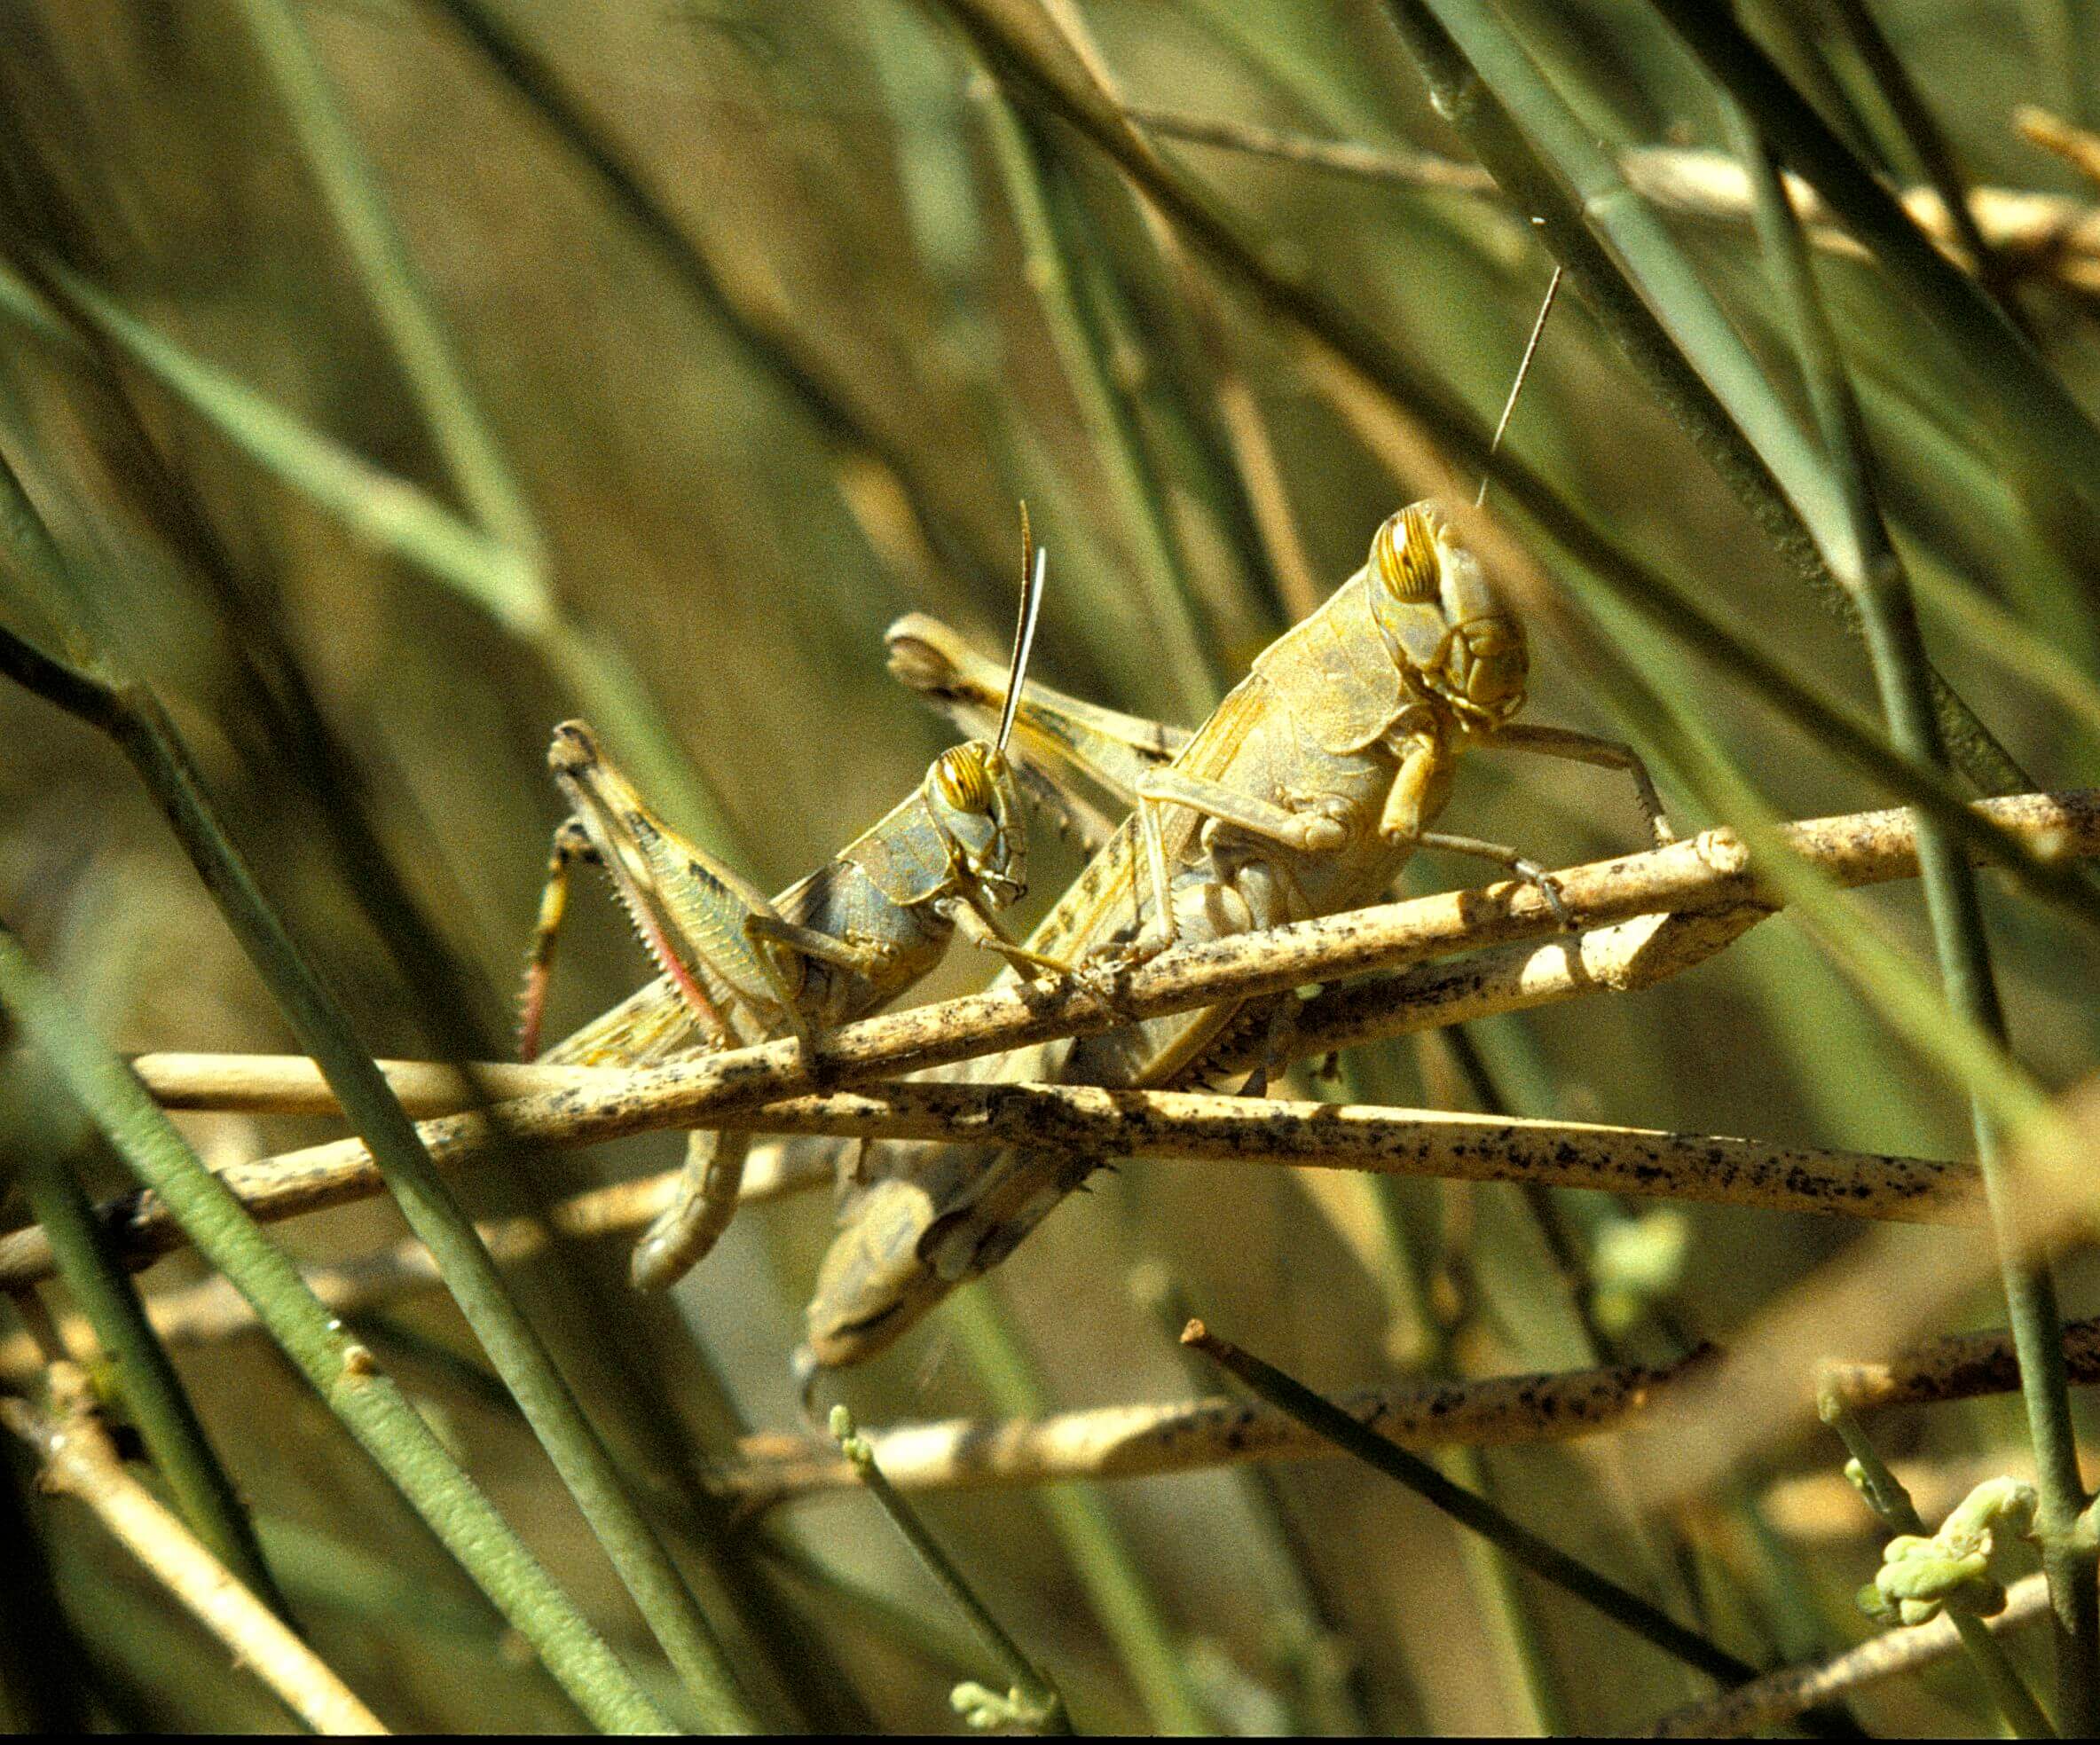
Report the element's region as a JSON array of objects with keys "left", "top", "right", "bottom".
[
  {"left": 1622, "top": 1077, "right": 2100, "bottom": 1510},
  {"left": 135, "top": 902, "right": 1771, "bottom": 1112},
  {"left": 1646, "top": 1572, "right": 2050, "bottom": 1736},
  {"left": 711, "top": 1315, "right": 2100, "bottom": 1506},
  {"left": 0, "top": 1159, "right": 818, "bottom": 1376},
  {"left": 2, "top": 1364, "right": 386, "bottom": 1733}
]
